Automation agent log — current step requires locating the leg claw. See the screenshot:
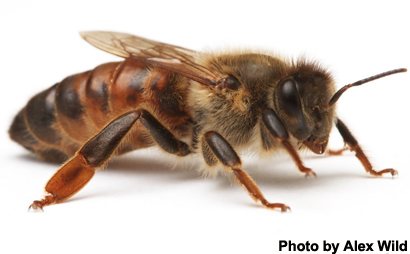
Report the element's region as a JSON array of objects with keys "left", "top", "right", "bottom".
[
  {"left": 28, "top": 195, "right": 55, "bottom": 212},
  {"left": 370, "top": 168, "right": 398, "bottom": 178},
  {"left": 301, "top": 167, "right": 317, "bottom": 178},
  {"left": 264, "top": 202, "right": 291, "bottom": 212},
  {"left": 28, "top": 200, "right": 44, "bottom": 212}
]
